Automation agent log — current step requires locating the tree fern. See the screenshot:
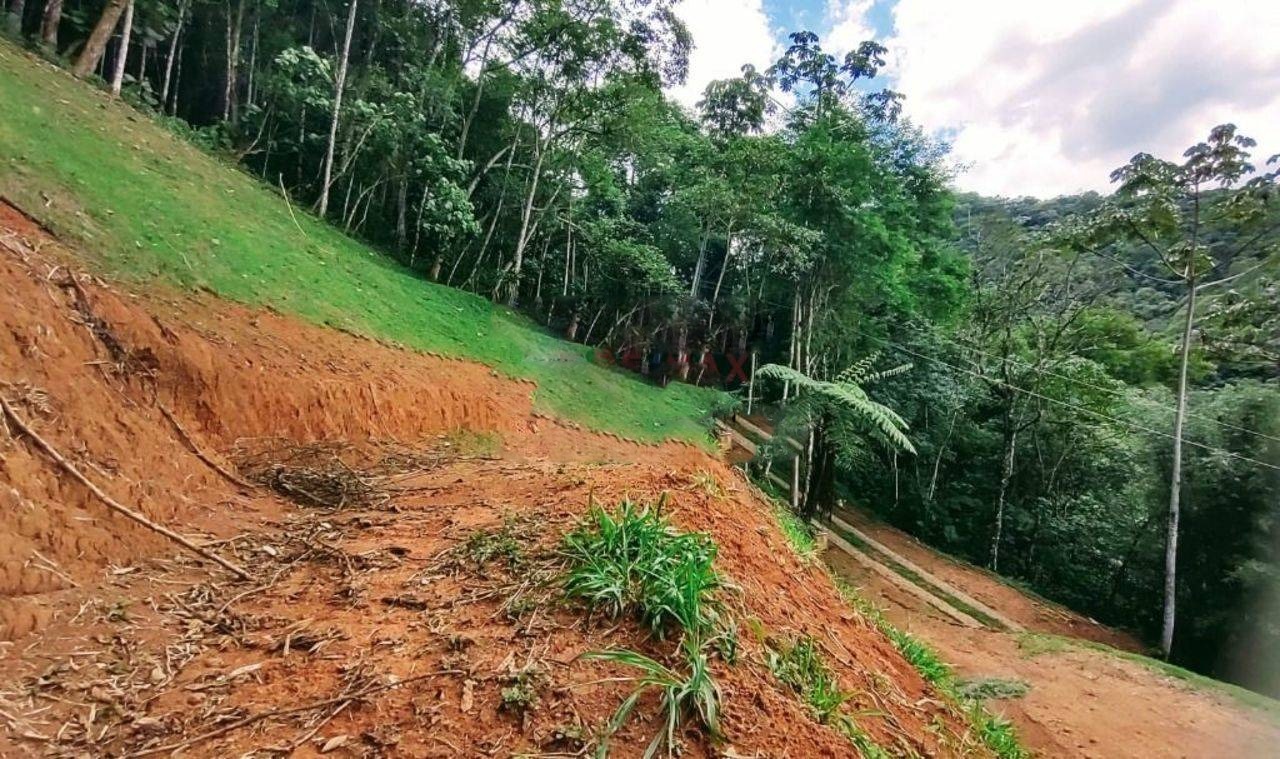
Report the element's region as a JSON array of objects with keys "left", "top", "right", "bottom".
[{"left": 757, "top": 362, "right": 916, "bottom": 454}]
